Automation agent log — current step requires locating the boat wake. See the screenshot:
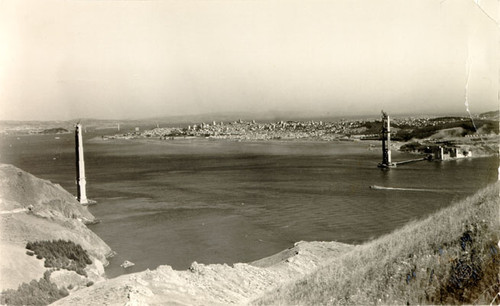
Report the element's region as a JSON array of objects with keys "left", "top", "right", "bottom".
[{"left": 369, "top": 185, "right": 443, "bottom": 192}]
